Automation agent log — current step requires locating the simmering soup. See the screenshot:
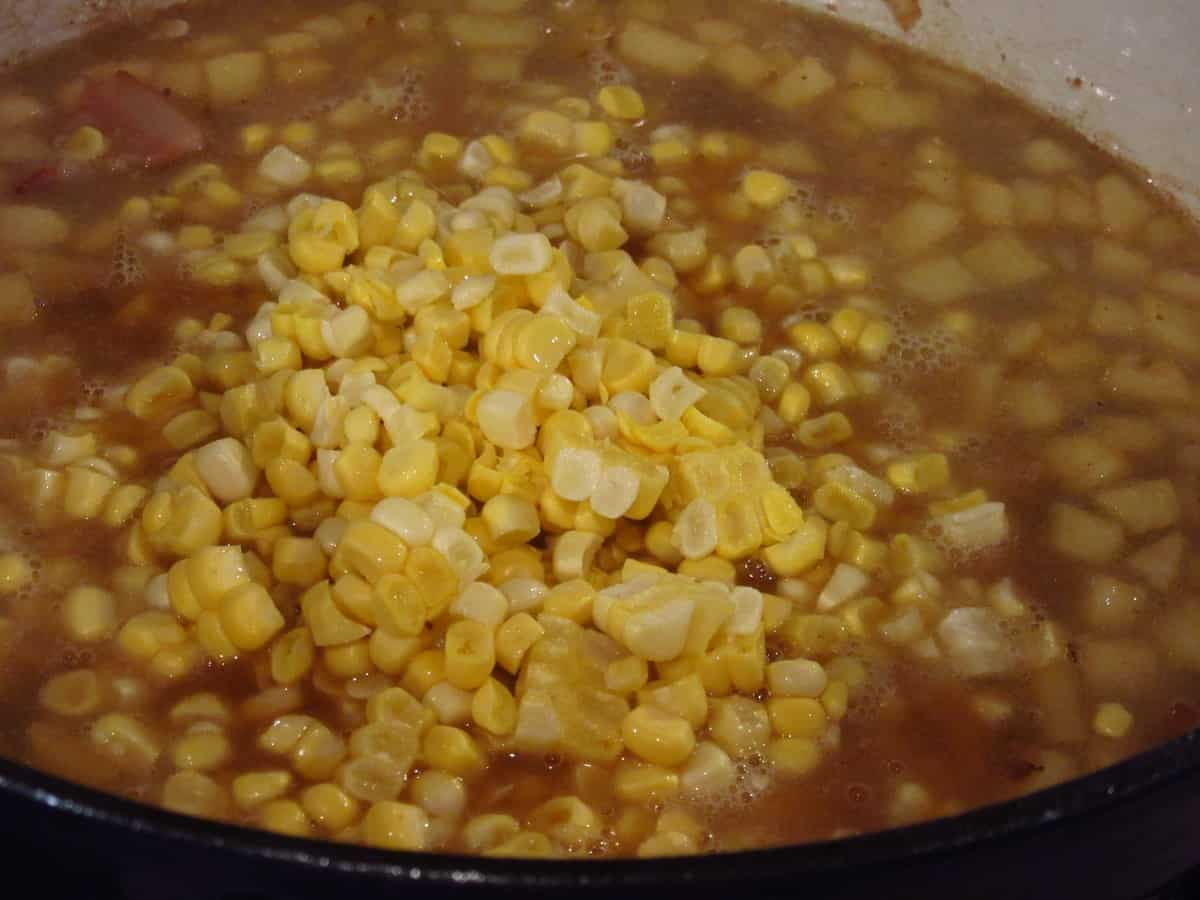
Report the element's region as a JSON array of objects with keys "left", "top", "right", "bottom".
[{"left": 0, "top": 0, "right": 1197, "bottom": 858}]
